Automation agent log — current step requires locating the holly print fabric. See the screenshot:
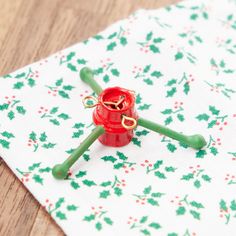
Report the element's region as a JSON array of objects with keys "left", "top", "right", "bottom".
[{"left": 1, "top": 0, "right": 236, "bottom": 235}]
